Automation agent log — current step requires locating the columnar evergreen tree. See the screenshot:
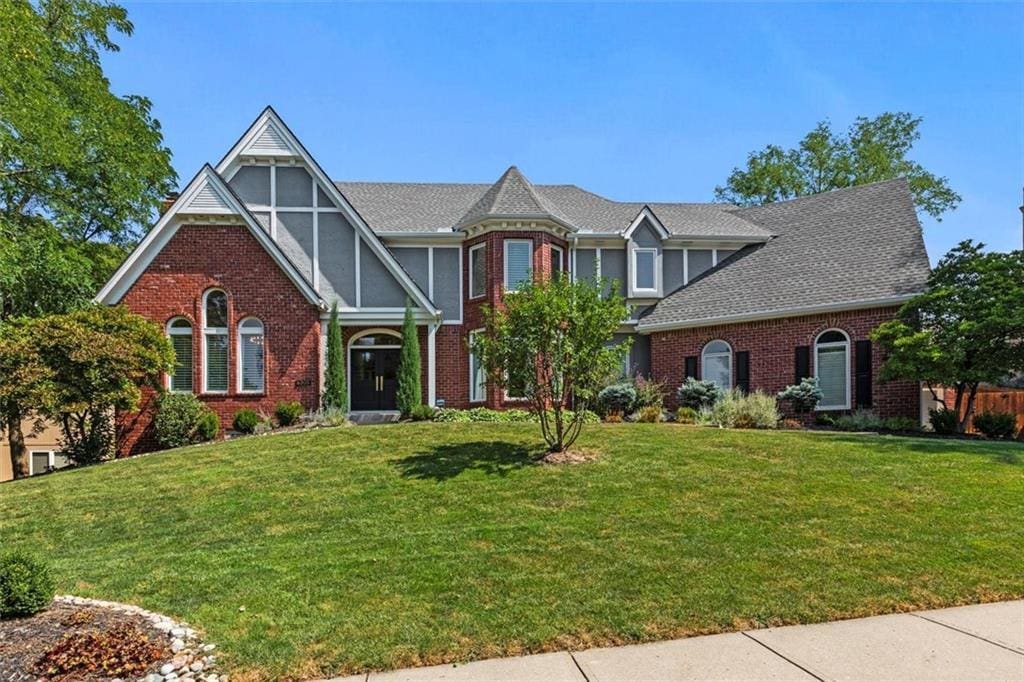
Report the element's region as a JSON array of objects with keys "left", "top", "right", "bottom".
[
  {"left": 322, "top": 301, "right": 347, "bottom": 412},
  {"left": 396, "top": 300, "right": 422, "bottom": 417}
]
